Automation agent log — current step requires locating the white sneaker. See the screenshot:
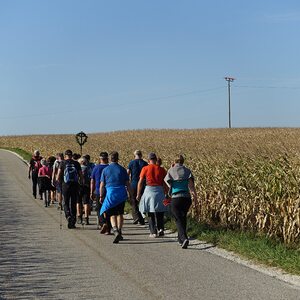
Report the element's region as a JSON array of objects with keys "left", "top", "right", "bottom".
[{"left": 149, "top": 233, "right": 157, "bottom": 238}]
